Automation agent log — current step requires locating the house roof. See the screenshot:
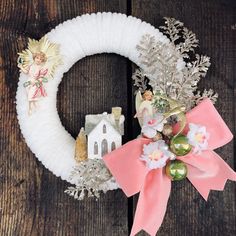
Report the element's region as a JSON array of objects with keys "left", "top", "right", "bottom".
[
  {"left": 87, "top": 118, "right": 121, "bottom": 138},
  {"left": 85, "top": 112, "right": 124, "bottom": 135}
]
